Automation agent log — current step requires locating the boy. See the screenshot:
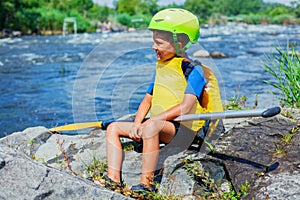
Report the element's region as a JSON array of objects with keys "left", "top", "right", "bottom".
[{"left": 96, "top": 8, "right": 212, "bottom": 193}]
